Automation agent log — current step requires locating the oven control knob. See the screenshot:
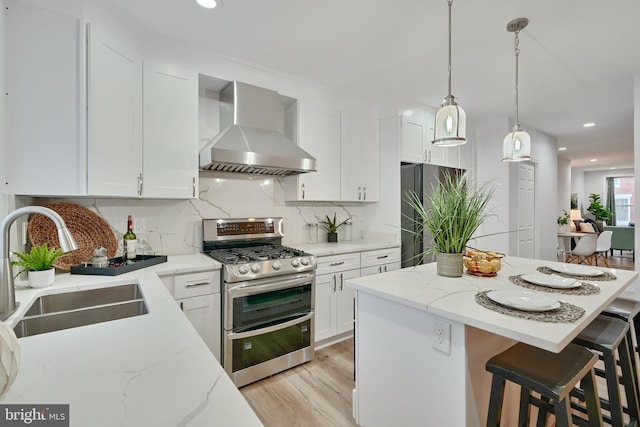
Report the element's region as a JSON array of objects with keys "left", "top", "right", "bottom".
[
  {"left": 300, "top": 257, "right": 310, "bottom": 266},
  {"left": 251, "top": 263, "right": 261, "bottom": 273},
  {"left": 238, "top": 265, "right": 249, "bottom": 275},
  {"left": 272, "top": 261, "right": 282, "bottom": 271},
  {"left": 291, "top": 258, "right": 300, "bottom": 267}
]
